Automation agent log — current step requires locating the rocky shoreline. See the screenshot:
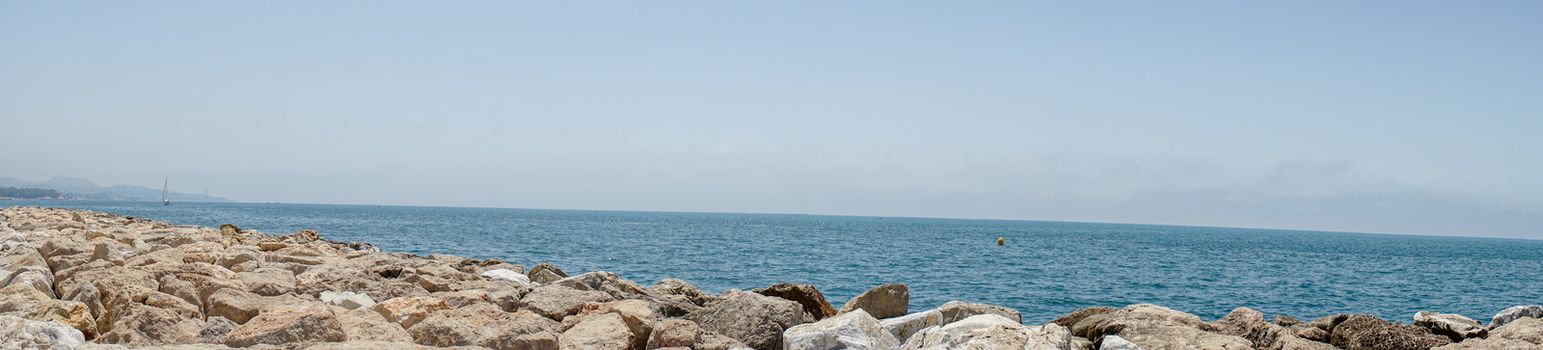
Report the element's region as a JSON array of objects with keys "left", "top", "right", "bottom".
[{"left": 1, "top": 206, "right": 1538, "bottom": 350}]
